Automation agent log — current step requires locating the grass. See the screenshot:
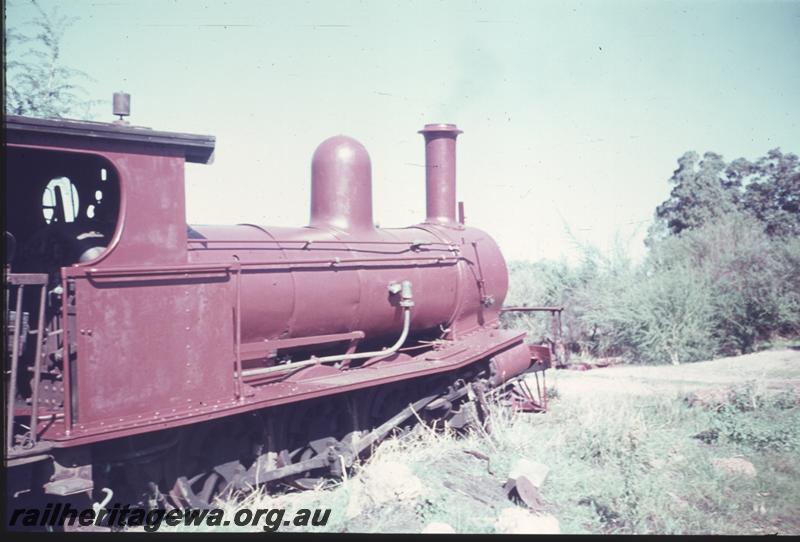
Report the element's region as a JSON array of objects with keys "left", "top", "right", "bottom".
[
  {"left": 163, "top": 360, "right": 800, "bottom": 534},
  {"left": 535, "top": 387, "right": 800, "bottom": 534}
]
